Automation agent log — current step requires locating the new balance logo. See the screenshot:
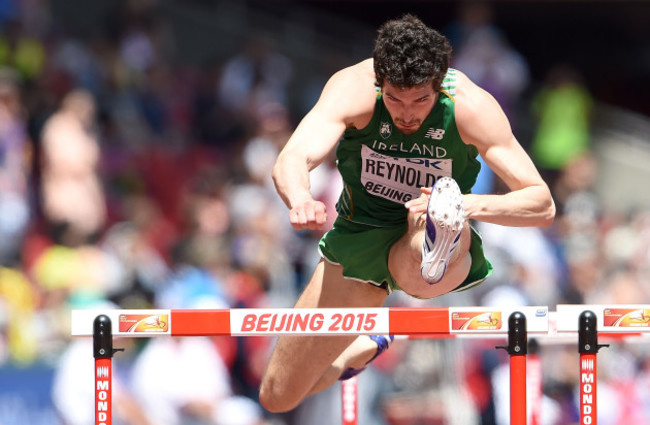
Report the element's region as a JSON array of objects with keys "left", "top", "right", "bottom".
[{"left": 425, "top": 128, "right": 445, "bottom": 140}]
